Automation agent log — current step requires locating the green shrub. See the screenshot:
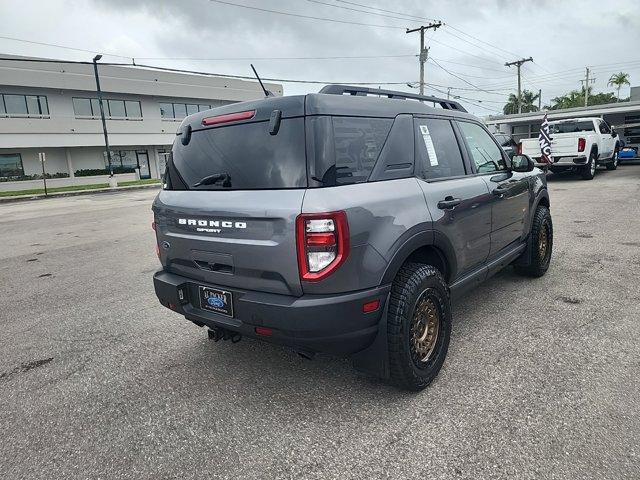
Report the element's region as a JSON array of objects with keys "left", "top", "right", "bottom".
[
  {"left": 74, "top": 167, "right": 135, "bottom": 176},
  {"left": 0, "top": 172, "right": 69, "bottom": 182}
]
